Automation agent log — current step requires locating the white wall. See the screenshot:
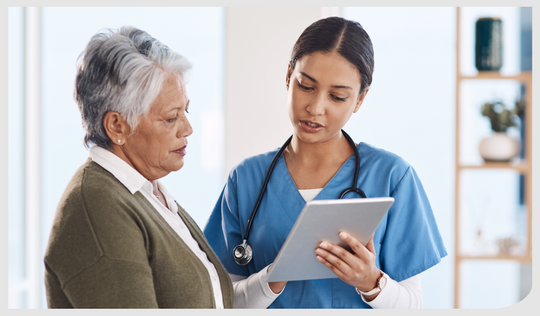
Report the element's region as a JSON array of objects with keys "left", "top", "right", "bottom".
[
  {"left": 342, "top": 7, "right": 456, "bottom": 309},
  {"left": 224, "top": 7, "right": 322, "bottom": 175}
]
